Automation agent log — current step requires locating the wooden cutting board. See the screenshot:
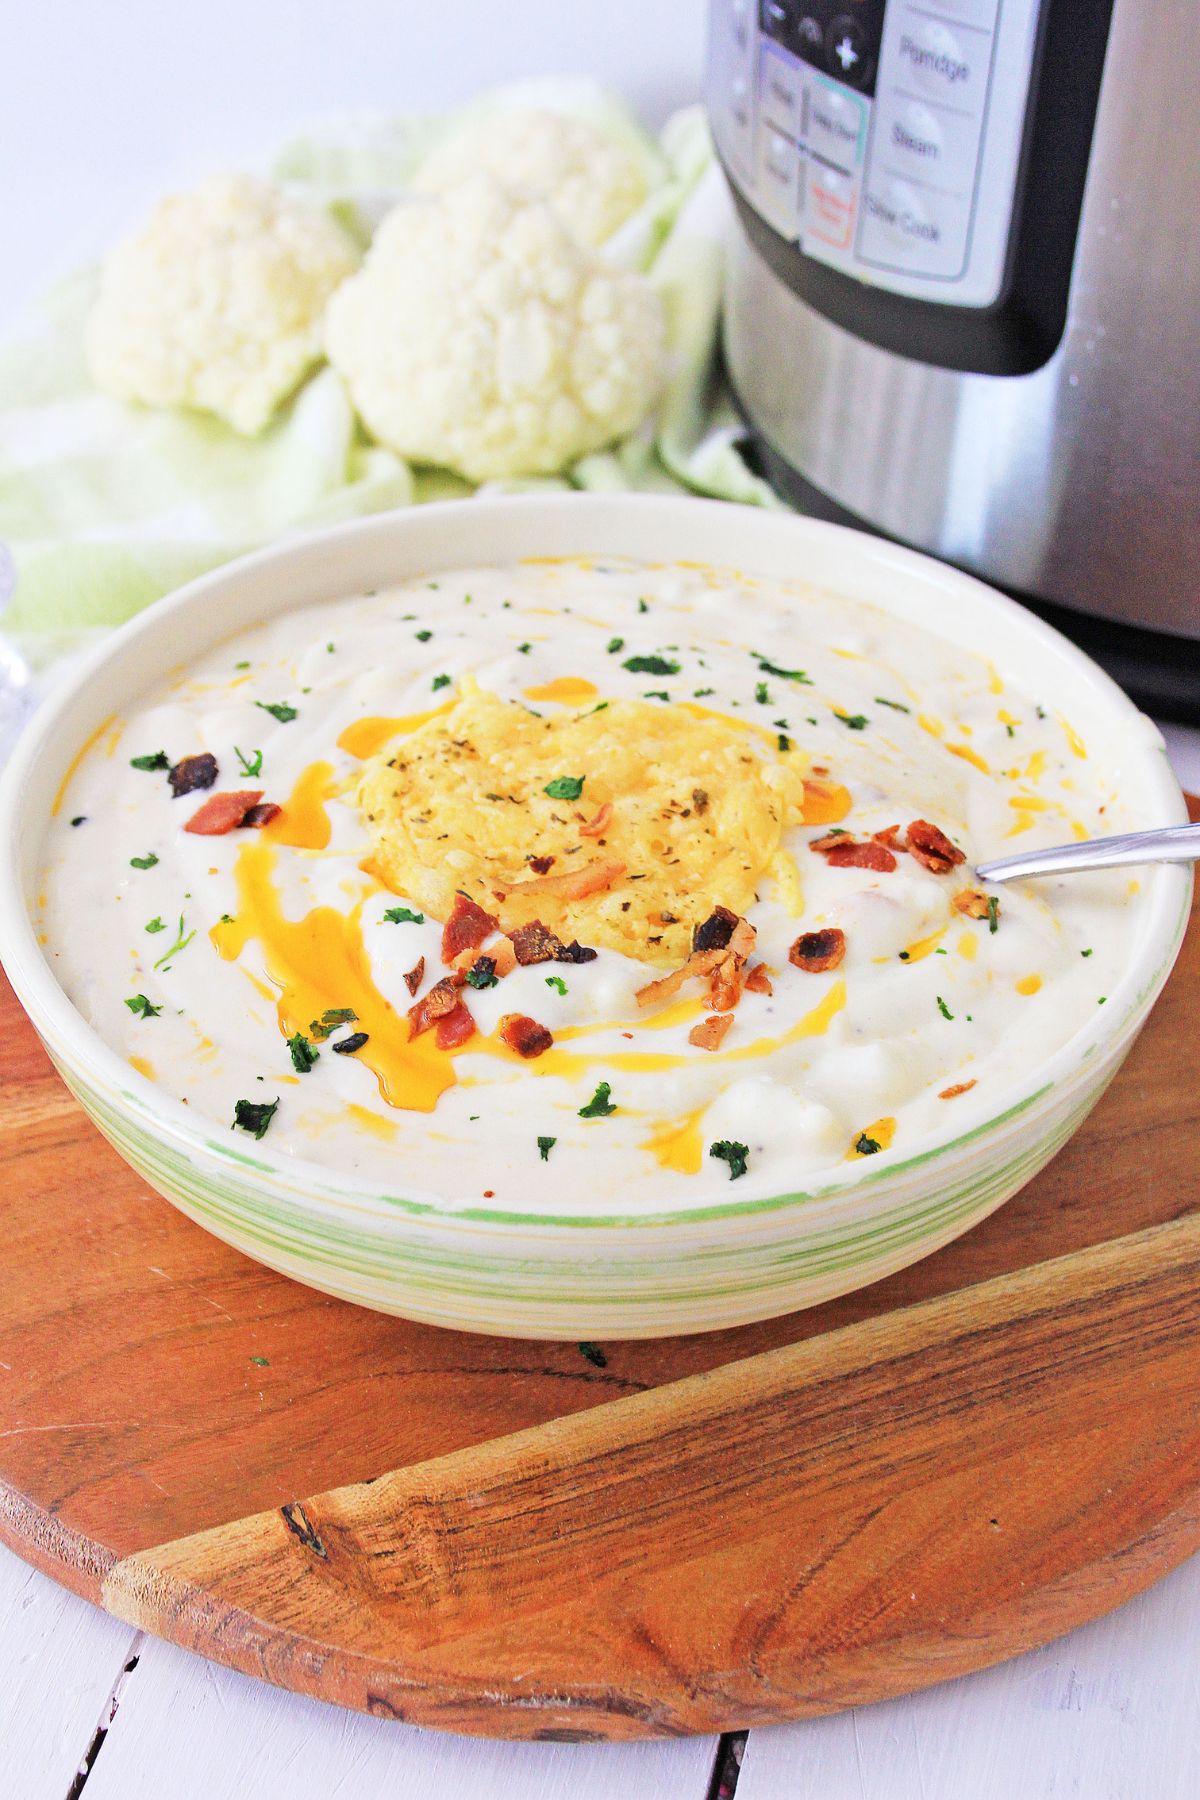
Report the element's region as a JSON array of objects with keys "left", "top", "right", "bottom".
[{"left": 1, "top": 798, "right": 1197, "bottom": 1743}]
